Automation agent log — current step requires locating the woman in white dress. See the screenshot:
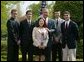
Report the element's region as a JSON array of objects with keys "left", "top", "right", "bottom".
[{"left": 32, "top": 18, "right": 49, "bottom": 61}]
